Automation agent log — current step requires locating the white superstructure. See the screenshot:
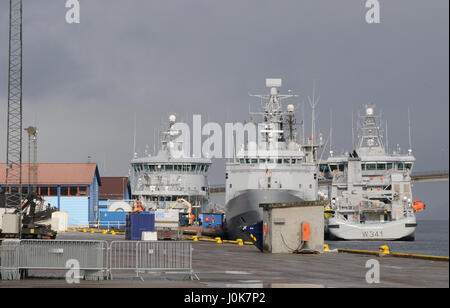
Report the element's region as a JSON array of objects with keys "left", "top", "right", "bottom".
[
  {"left": 130, "top": 115, "right": 212, "bottom": 216},
  {"left": 321, "top": 105, "right": 418, "bottom": 240}
]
